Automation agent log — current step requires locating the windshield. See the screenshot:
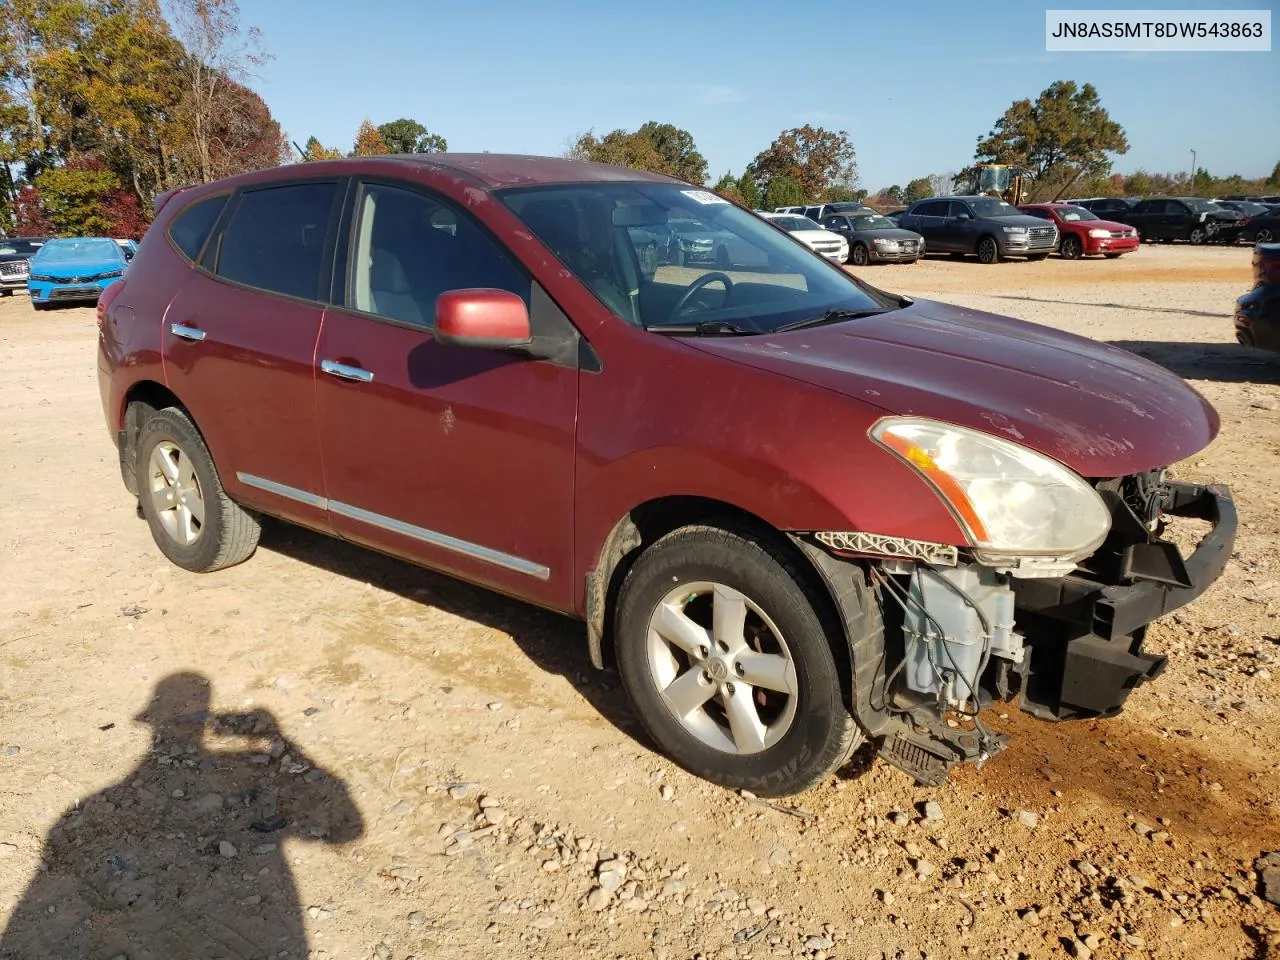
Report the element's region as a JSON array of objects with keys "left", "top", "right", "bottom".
[
  {"left": 0, "top": 239, "right": 44, "bottom": 255},
  {"left": 969, "top": 197, "right": 1022, "bottom": 218},
  {"left": 826, "top": 202, "right": 866, "bottom": 213},
  {"left": 499, "top": 183, "right": 891, "bottom": 333},
  {"left": 34, "top": 238, "right": 124, "bottom": 264},
  {"left": 770, "top": 216, "right": 821, "bottom": 232},
  {"left": 977, "top": 167, "right": 1012, "bottom": 192},
  {"left": 1052, "top": 205, "right": 1098, "bottom": 222},
  {"left": 1184, "top": 198, "right": 1219, "bottom": 213},
  {"left": 1234, "top": 202, "right": 1270, "bottom": 216},
  {"left": 848, "top": 214, "right": 898, "bottom": 230}
]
